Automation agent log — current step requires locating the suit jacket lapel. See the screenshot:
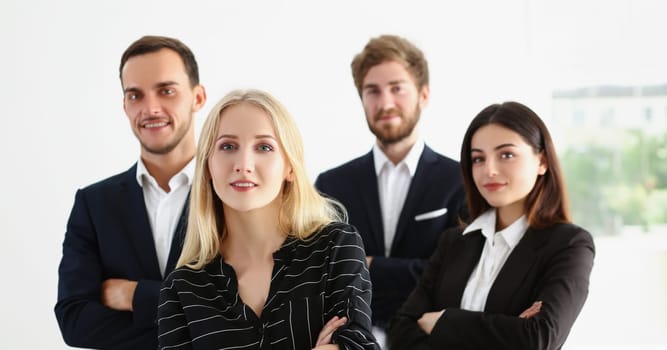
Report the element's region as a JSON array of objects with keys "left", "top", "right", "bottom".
[
  {"left": 441, "top": 231, "right": 485, "bottom": 306},
  {"left": 359, "top": 151, "right": 385, "bottom": 253},
  {"left": 485, "top": 227, "right": 546, "bottom": 312},
  {"left": 119, "top": 164, "right": 162, "bottom": 278},
  {"left": 390, "top": 146, "right": 437, "bottom": 253},
  {"left": 165, "top": 191, "right": 190, "bottom": 273}
]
